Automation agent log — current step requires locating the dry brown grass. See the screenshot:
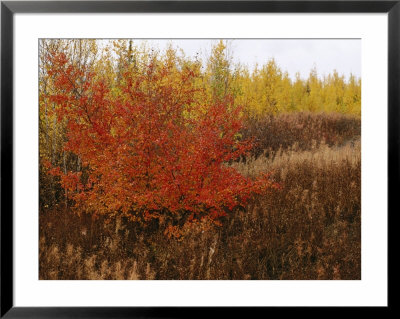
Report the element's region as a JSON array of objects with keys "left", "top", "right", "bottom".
[
  {"left": 232, "top": 138, "right": 360, "bottom": 177},
  {"left": 241, "top": 112, "right": 361, "bottom": 158},
  {"left": 39, "top": 112, "right": 361, "bottom": 280}
]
